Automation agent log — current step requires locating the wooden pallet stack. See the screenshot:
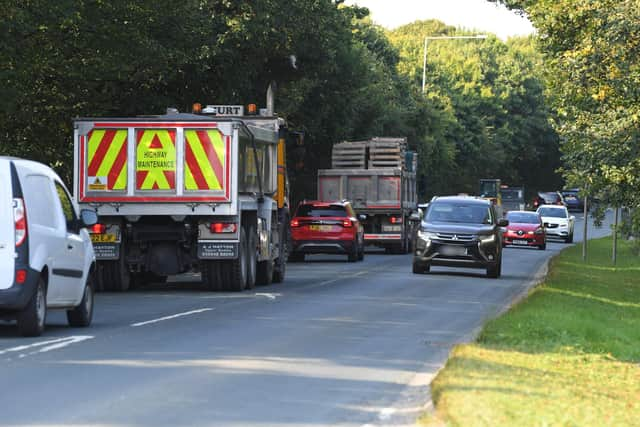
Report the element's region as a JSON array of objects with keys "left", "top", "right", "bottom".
[
  {"left": 368, "top": 137, "right": 407, "bottom": 169},
  {"left": 331, "top": 141, "right": 368, "bottom": 169},
  {"left": 331, "top": 137, "right": 416, "bottom": 171}
]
